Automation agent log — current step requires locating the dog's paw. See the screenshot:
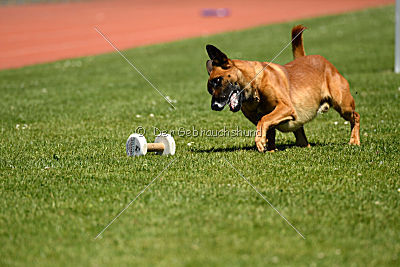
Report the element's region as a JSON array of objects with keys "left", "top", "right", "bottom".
[
  {"left": 255, "top": 138, "right": 266, "bottom": 152},
  {"left": 256, "top": 143, "right": 265, "bottom": 152},
  {"left": 349, "top": 139, "right": 361, "bottom": 146}
]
